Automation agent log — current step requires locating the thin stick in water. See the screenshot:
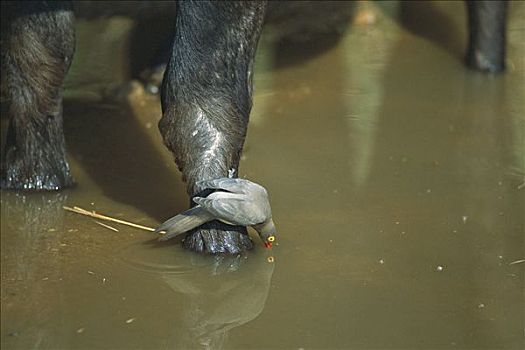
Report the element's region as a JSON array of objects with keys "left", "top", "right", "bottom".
[
  {"left": 94, "top": 220, "right": 119, "bottom": 232},
  {"left": 63, "top": 206, "right": 157, "bottom": 232},
  {"left": 509, "top": 259, "right": 525, "bottom": 265}
]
